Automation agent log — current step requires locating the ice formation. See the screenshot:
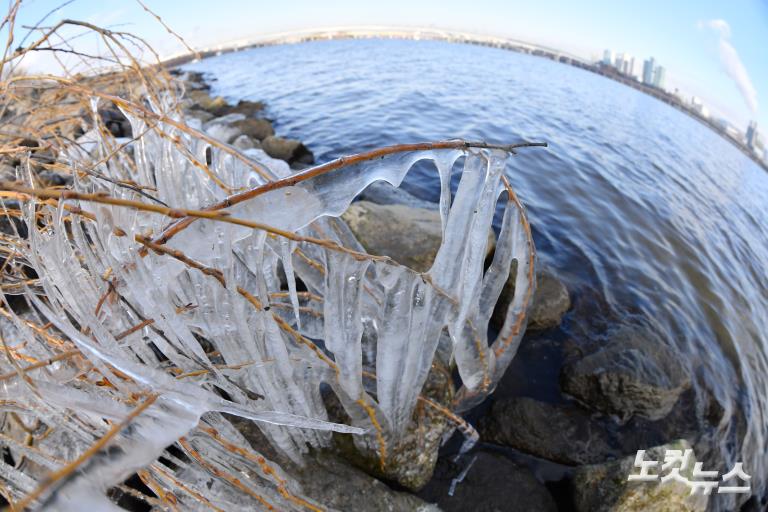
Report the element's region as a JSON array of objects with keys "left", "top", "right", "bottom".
[{"left": 0, "top": 96, "right": 537, "bottom": 509}]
